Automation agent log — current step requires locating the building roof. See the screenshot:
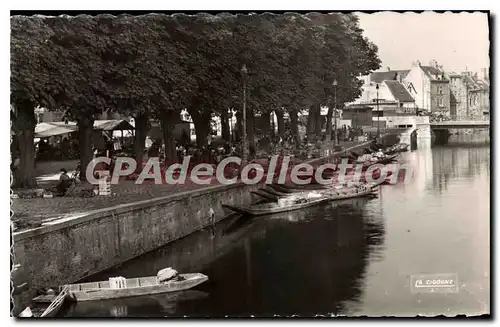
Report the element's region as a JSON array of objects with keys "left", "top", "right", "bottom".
[
  {"left": 370, "top": 70, "right": 410, "bottom": 84},
  {"left": 475, "top": 79, "right": 490, "bottom": 91},
  {"left": 344, "top": 104, "right": 373, "bottom": 110},
  {"left": 384, "top": 80, "right": 415, "bottom": 102},
  {"left": 421, "top": 66, "right": 448, "bottom": 81}
]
